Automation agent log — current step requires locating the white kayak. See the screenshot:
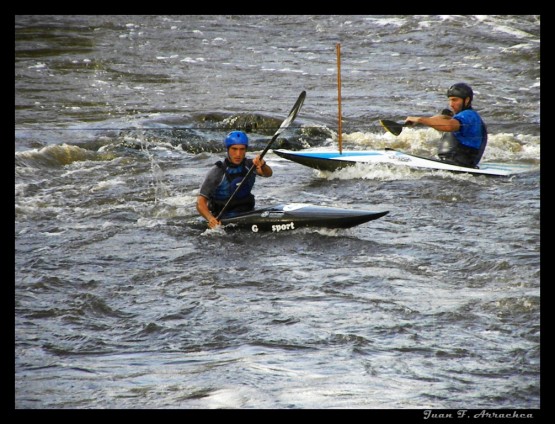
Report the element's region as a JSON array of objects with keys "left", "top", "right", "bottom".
[{"left": 273, "top": 148, "right": 536, "bottom": 177}]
